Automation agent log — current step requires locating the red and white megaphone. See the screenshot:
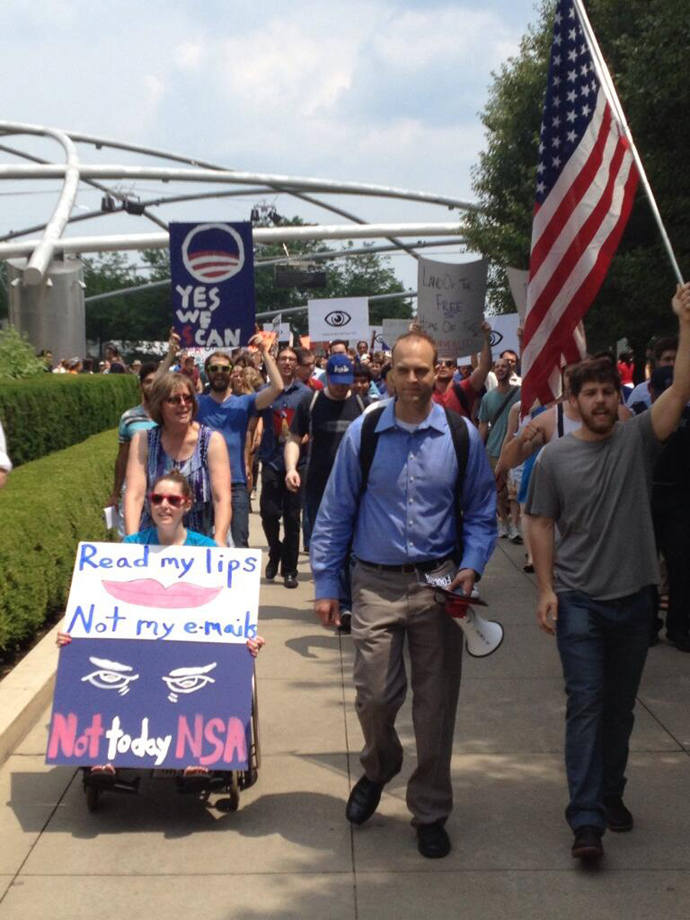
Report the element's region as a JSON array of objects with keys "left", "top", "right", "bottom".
[{"left": 426, "top": 584, "right": 504, "bottom": 658}]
